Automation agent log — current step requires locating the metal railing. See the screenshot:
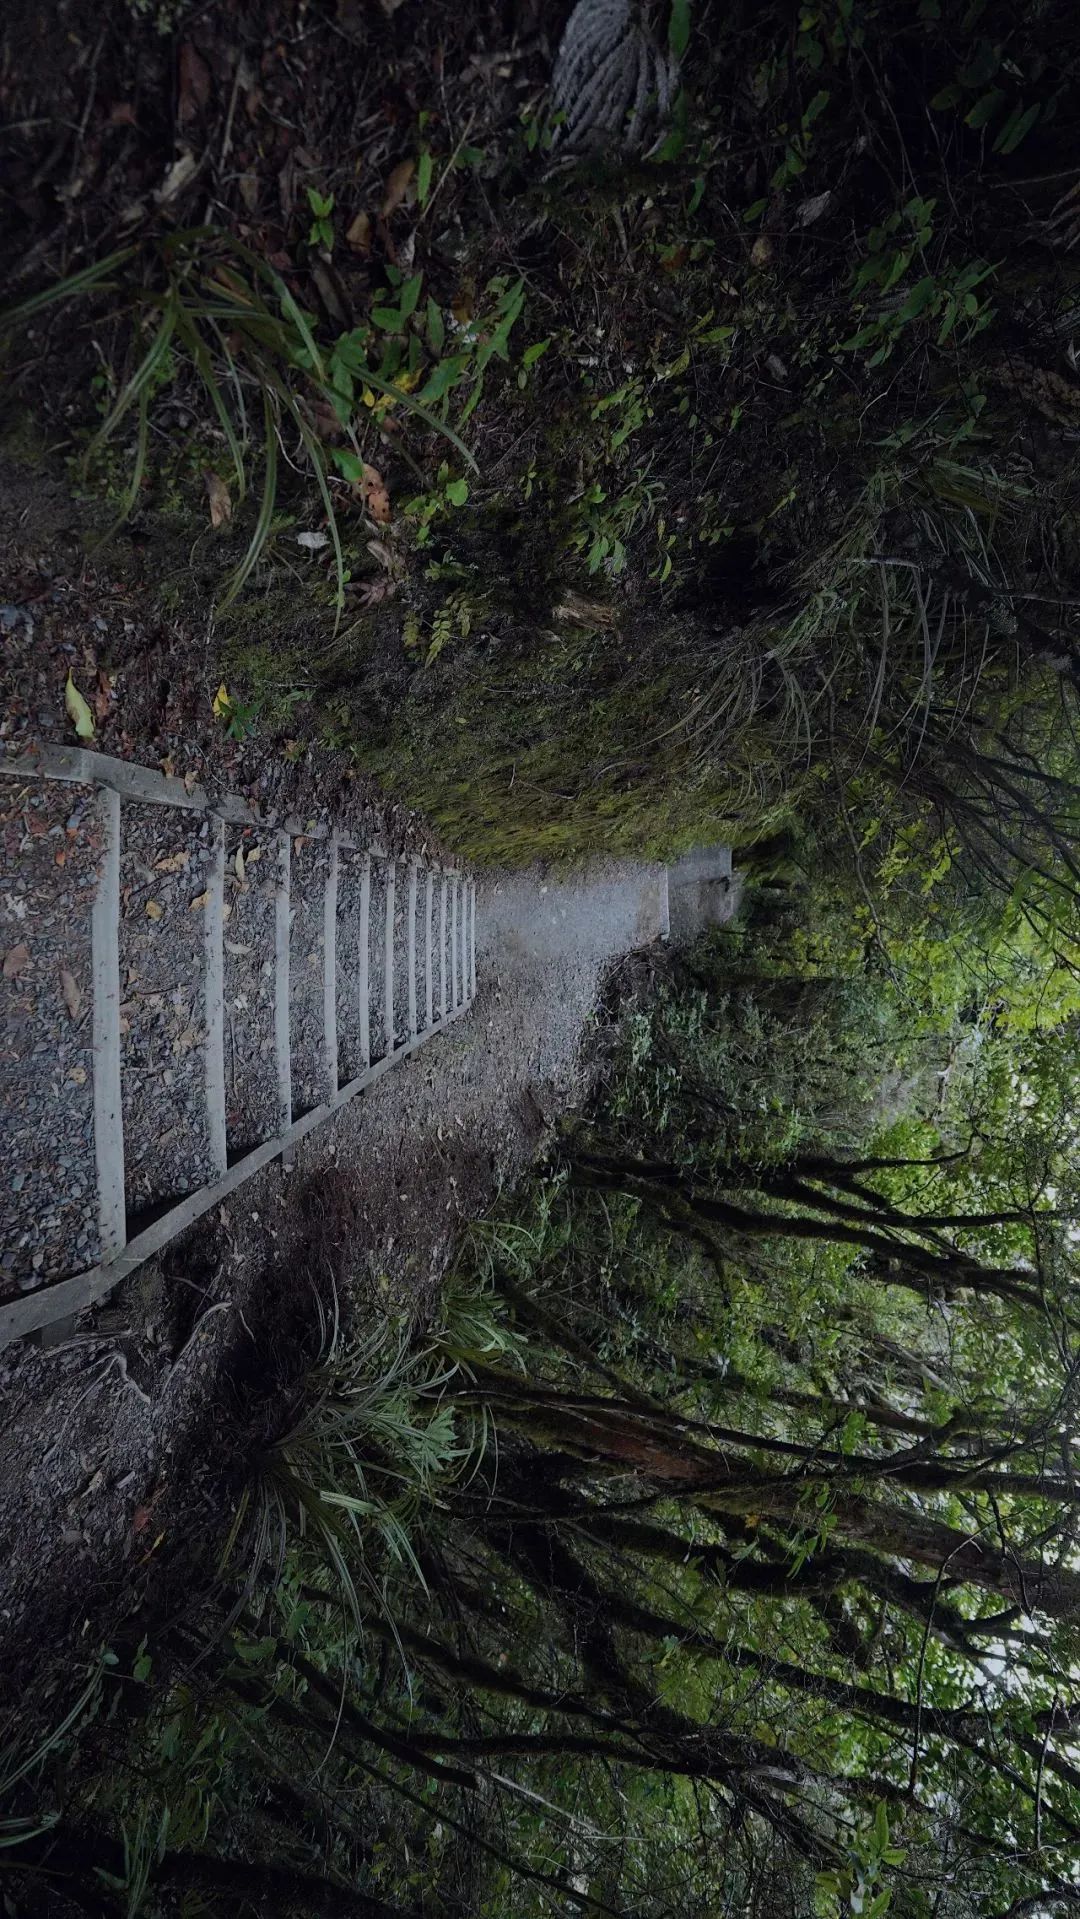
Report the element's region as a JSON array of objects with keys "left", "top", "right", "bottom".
[{"left": 0, "top": 744, "right": 477, "bottom": 1347}]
